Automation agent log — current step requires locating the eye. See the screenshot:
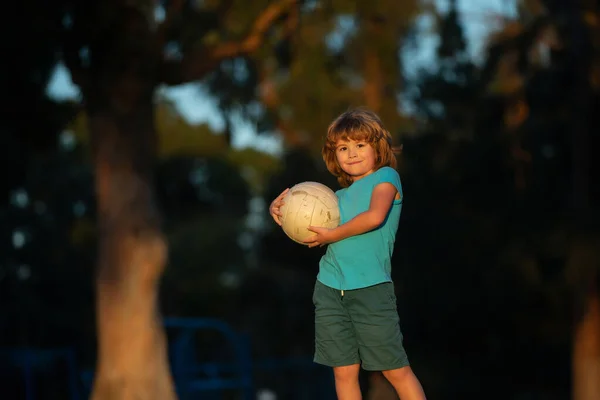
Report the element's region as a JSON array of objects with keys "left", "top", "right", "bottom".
[
  {"left": 357, "top": 143, "right": 366, "bottom": 148},
  {"left": 337, "top": 146, "right": 347, "bottom": 152}
]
